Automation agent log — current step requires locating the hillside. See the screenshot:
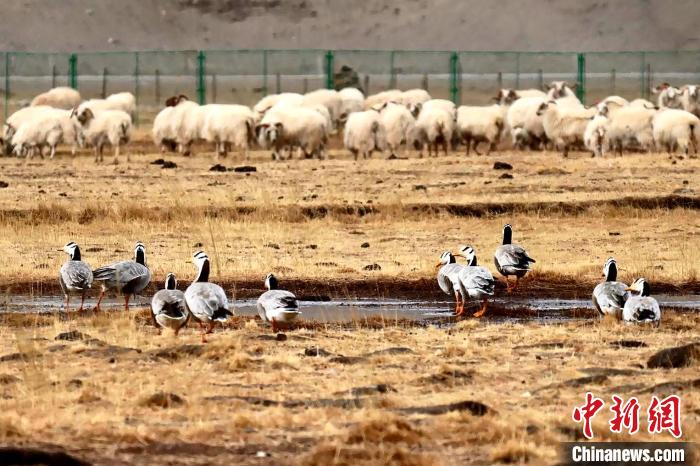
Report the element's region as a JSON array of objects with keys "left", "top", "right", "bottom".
[{"left": 3, "top": 0, "right": 700, "bottom": 52}]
